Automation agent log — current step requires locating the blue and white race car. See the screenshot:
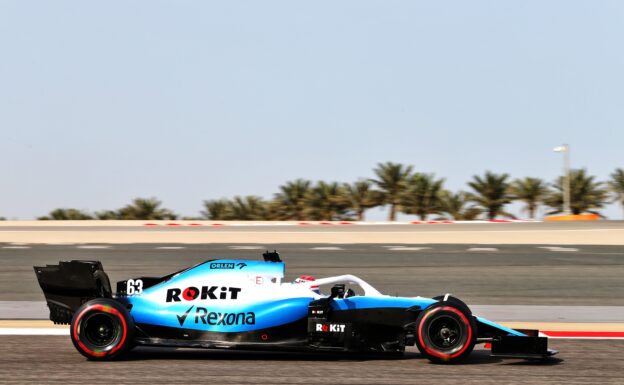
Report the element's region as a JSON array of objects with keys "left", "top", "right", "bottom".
[{"left": 34, "top": 251, "right": 556, "bottom": 363}]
